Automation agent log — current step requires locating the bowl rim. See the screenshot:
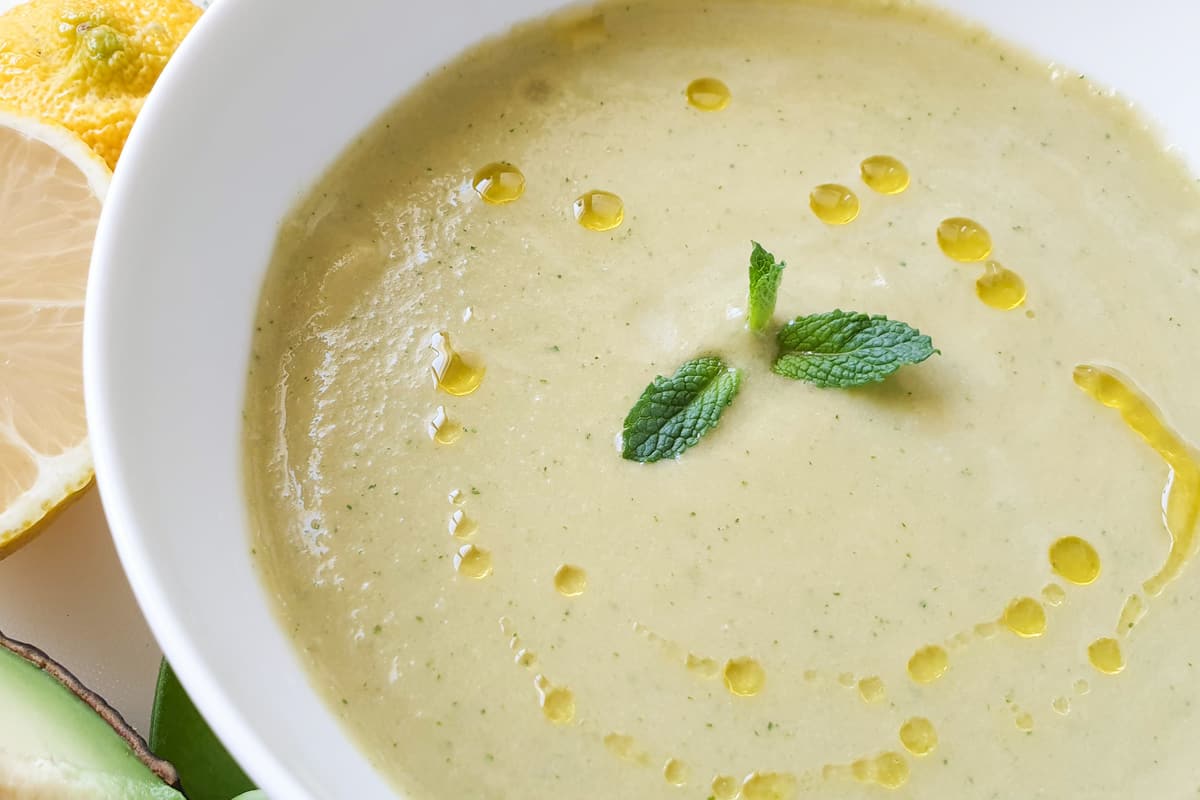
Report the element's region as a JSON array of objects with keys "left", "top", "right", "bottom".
[
  {"left": 84, "top": 0, "right": 313, "bottom": 796},
  {"left": 83, "top": 1, "right": 1200, "bottom": 797}
]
